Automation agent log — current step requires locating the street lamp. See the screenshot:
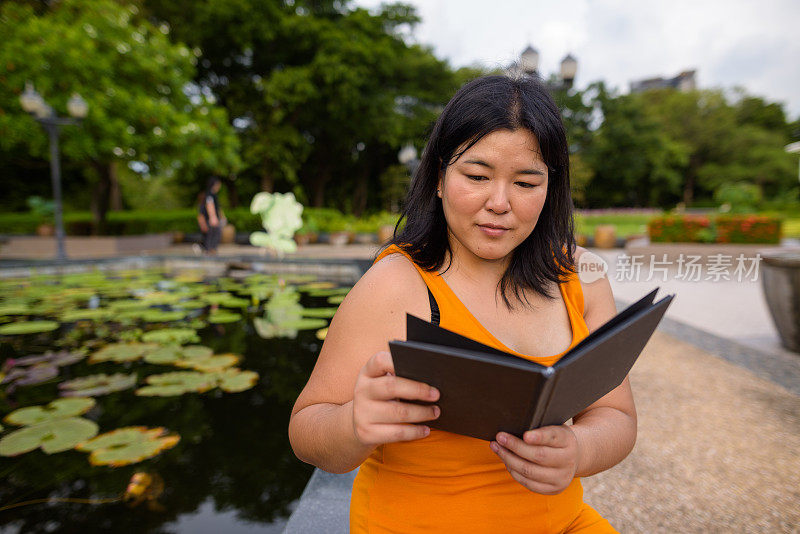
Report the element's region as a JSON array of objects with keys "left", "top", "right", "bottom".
[
  {"left": 398, "top": 144, "right": 419, "bottom": 177},
  {"left": 19, "top": 82, "right": 88, "bottom": 261},
  {"left": 514, "top": 46, "right": 578, "bottom": 91}
]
